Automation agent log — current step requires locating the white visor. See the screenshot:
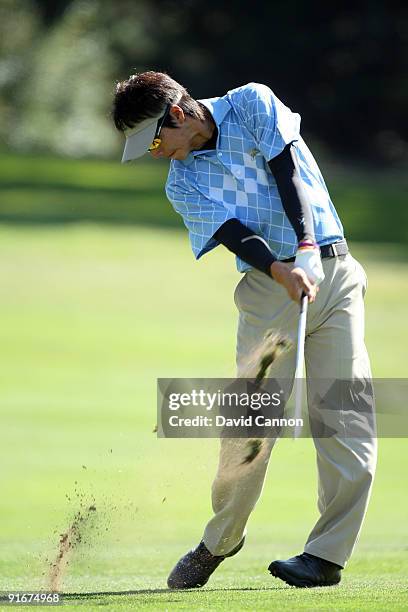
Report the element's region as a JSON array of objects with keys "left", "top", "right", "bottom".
[{"left": 121, "top": 114, "right": 162, "bottom": 163}]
